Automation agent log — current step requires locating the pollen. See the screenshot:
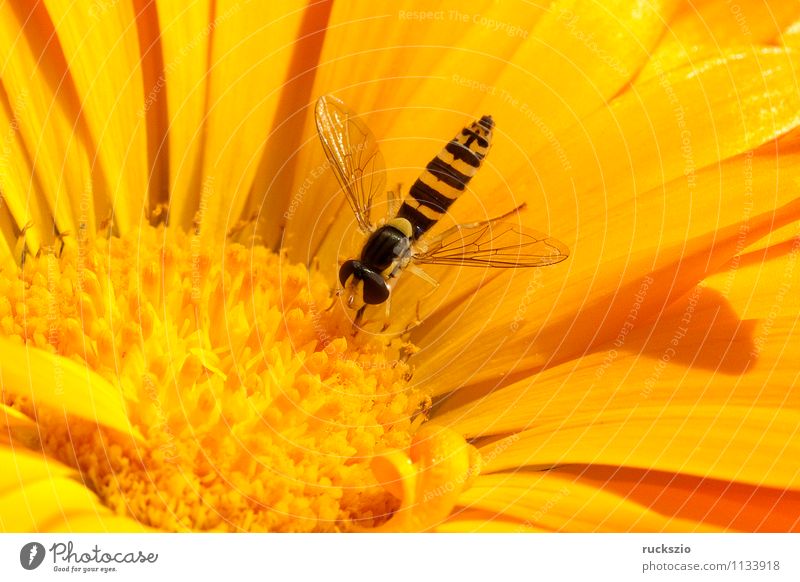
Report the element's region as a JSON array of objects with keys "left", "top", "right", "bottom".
[{"left": 0, "top": 225, "right": 477, "bottom": 531}]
